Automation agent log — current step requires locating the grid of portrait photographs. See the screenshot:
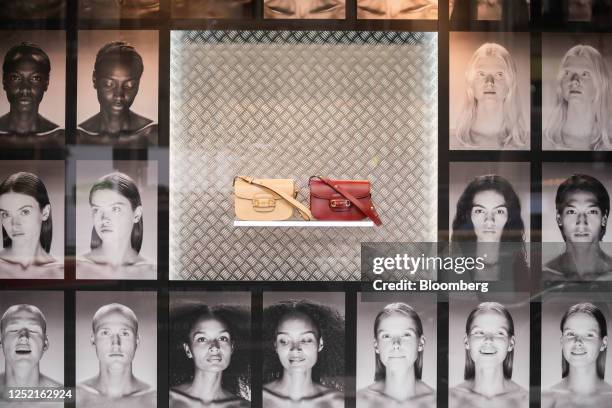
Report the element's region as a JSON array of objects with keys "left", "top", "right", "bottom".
[{"left": 1, "top": 0, "right": 612, "bottom": 407}]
